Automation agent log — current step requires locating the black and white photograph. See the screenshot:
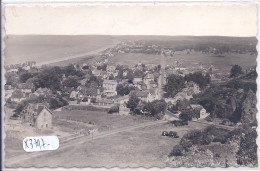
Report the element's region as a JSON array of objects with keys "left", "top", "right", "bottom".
[{"left": 2, "top": 3, "right": 258, "bottom": 168}]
